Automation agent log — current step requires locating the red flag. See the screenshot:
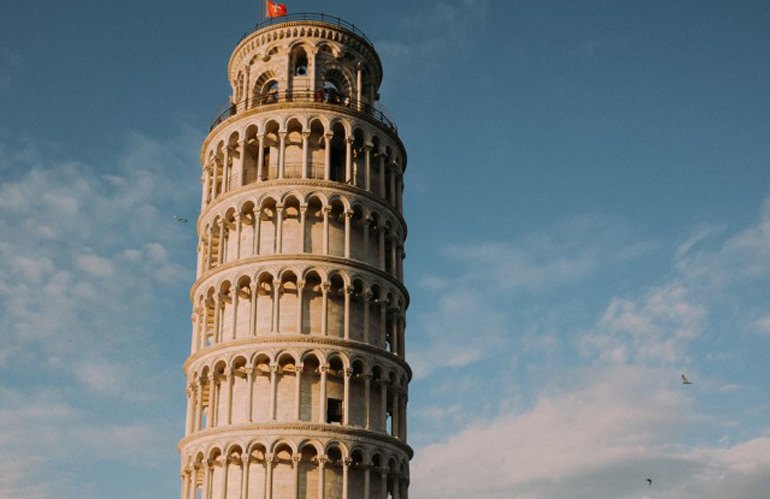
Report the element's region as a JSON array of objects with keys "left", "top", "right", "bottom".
[{"left": 266, "top": 0, "right": 287, "bottom": 18}]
